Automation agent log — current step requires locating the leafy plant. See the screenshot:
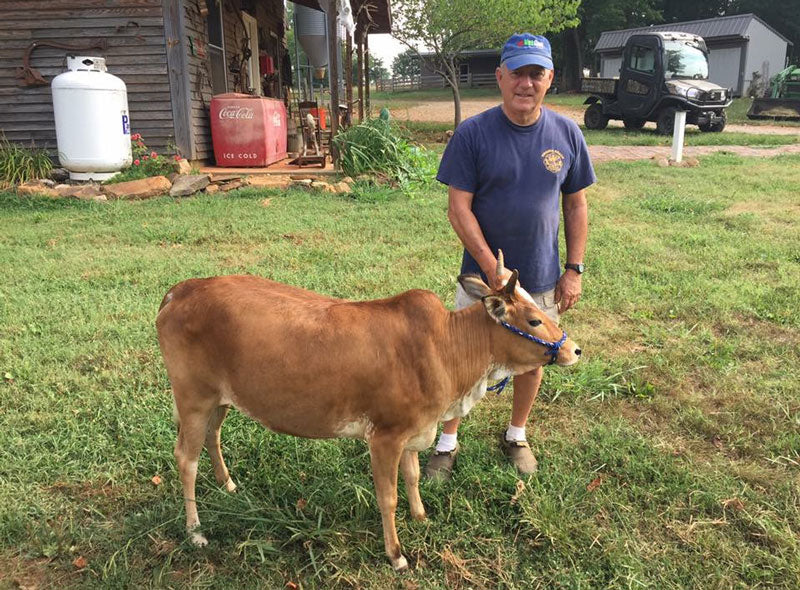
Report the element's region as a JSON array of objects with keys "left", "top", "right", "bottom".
[
  {"left": 105, "top": 133, "right": 182, "bottom": 184},
  {"left": 0, "top": 134, "right": 52, "bottom": 185},
  {"left": 333, "top": 118, "right": 437, "bottom": 189}
]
